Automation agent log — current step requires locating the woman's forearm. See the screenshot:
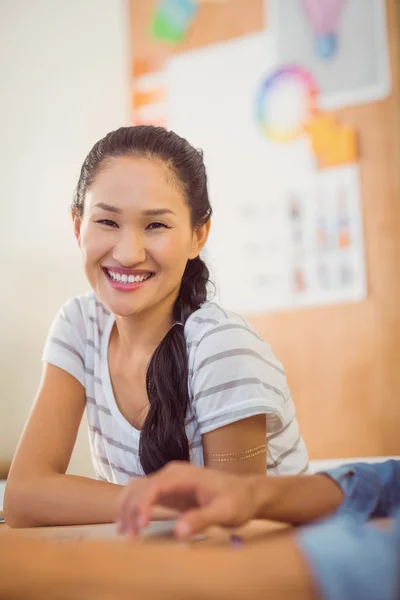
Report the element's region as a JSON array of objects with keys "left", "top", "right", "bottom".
[
  {"left": 4, "top": 474, "right": 122, "bottom": 527},
  {"left": 253, "top": 474, "right": 344, "bottom": 525}
]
